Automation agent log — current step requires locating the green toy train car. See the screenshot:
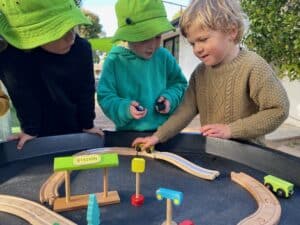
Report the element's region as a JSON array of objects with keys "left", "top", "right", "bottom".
[{"left": 264, "top": 175, "right": 294, "bottom": 198}]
